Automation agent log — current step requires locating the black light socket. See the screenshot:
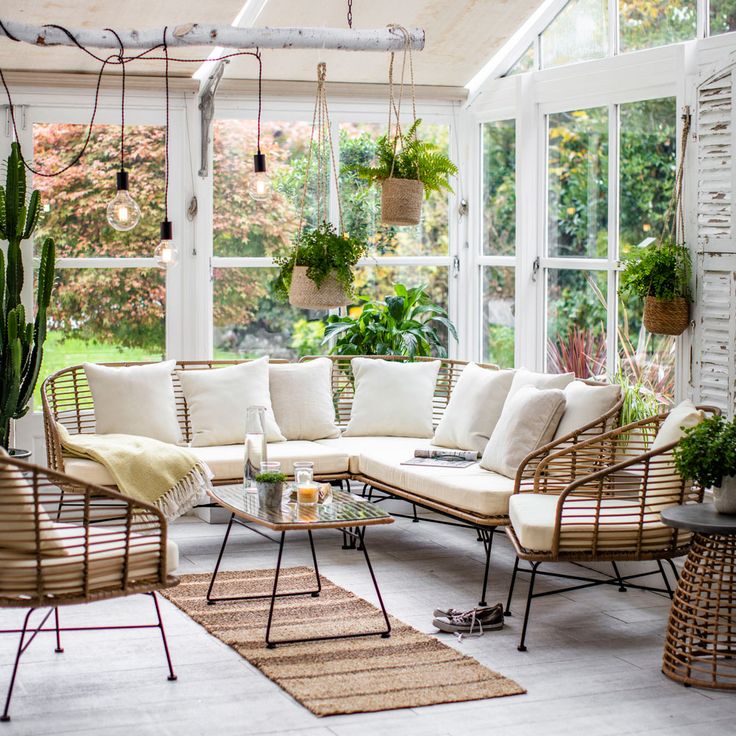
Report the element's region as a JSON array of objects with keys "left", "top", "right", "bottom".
[
  {"left": 116, "top": 170, "right": 130, "bottom": 191},
  {"left": 253, "top": 153, "right": 267, "bottom": 174},
  {"left": 160, "top": 220, "right": 173, "bottom": 241}
]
